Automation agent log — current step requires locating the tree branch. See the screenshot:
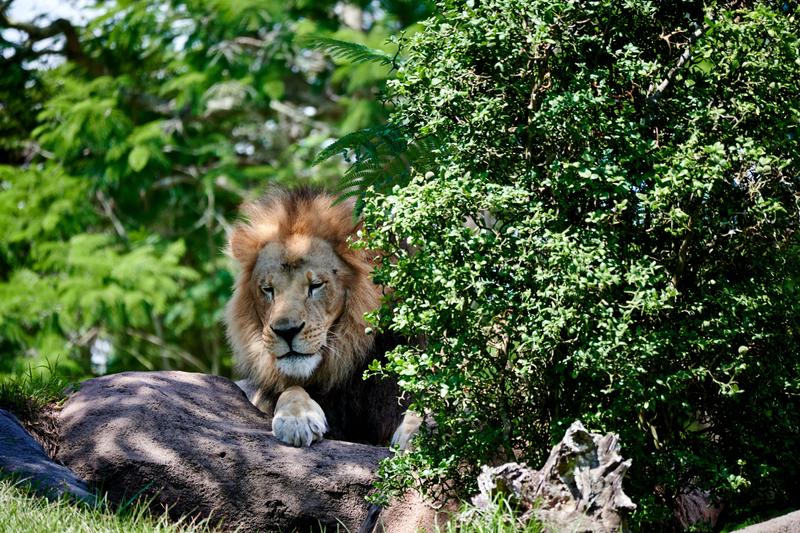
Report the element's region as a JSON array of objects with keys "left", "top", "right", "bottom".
[
  {"left": 95, "top": 190, "right": 128, "bottom": 240},
  {"left": 647, "top": 22, "right": 708, "bottom": 107},
  {"left": 125, "top": 328, "right": 208, "bottom": 372},
  {"left": 0, "top": 12, "right": 107, "bottom": 75}
]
